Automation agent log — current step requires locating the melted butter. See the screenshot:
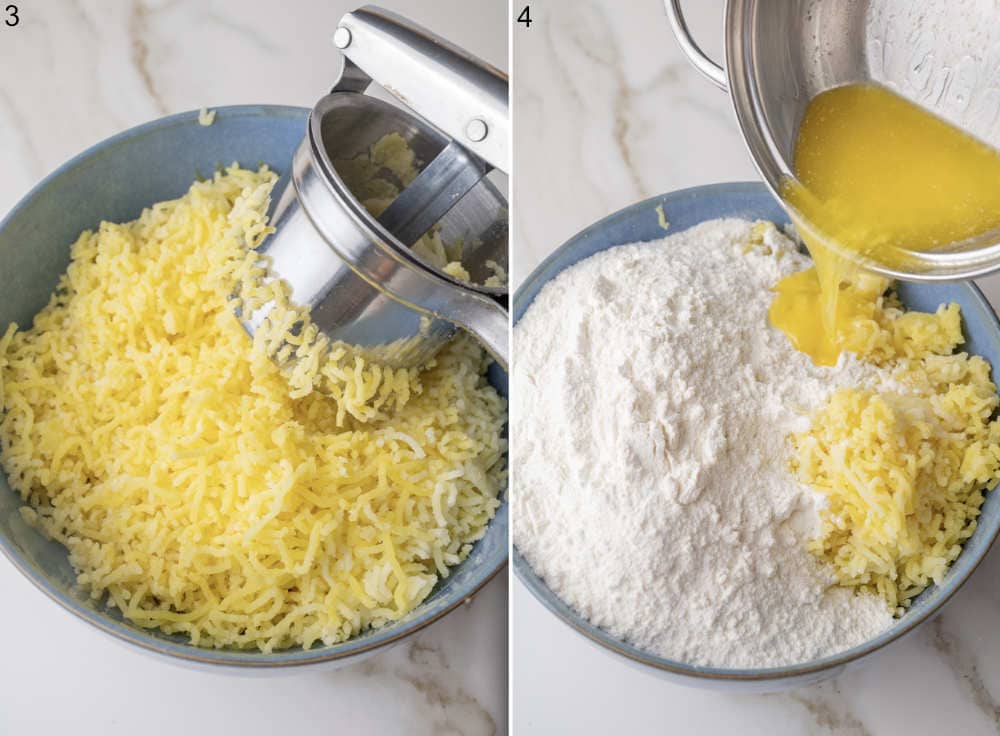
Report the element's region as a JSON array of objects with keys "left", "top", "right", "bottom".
[{"left": 769, "top": 83, "right": 1000, "bottom": 365}]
